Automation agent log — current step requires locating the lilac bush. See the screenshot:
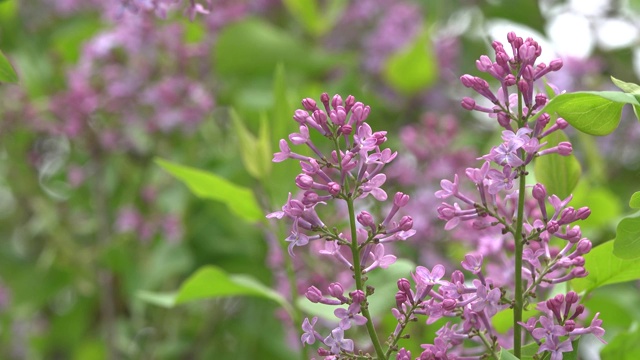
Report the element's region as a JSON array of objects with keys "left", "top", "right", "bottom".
[{"left": 268, "top": 32, "right": 608, "bottom": 360}]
